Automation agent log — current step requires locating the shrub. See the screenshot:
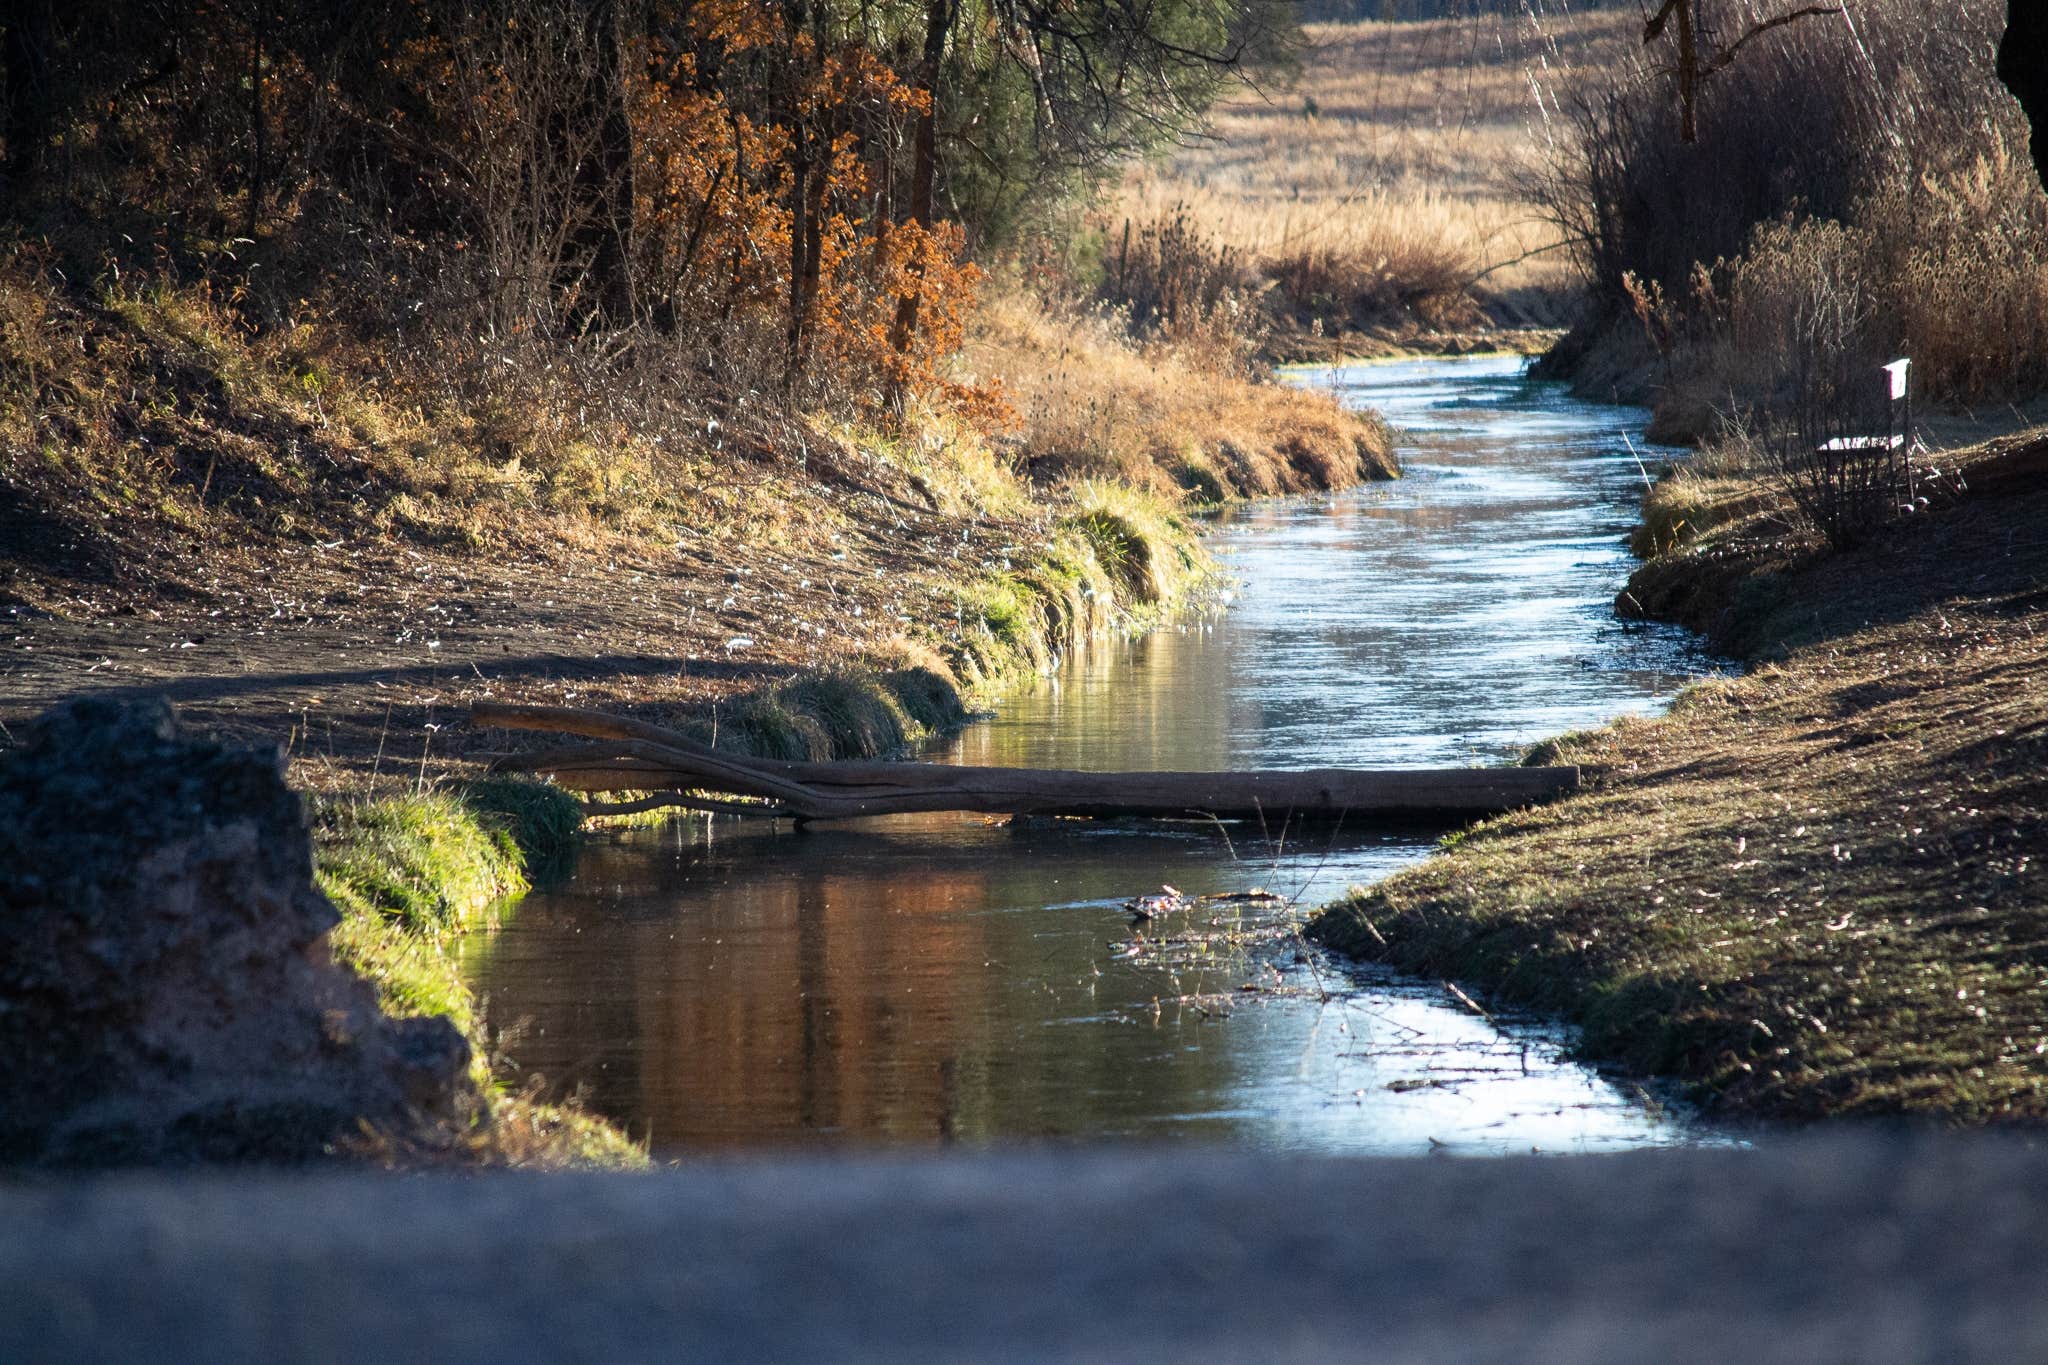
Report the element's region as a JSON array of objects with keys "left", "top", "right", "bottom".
[
  {"left": 1097, "top": 206, "right": 1267, "bottom": 372},
  {"left": 1527, "top": 0, "right": 2005, "bottom": 318},
  {"left": 1851, "top": 138, "right": 2048, "bottom": 403},
  {"left": 1528, "top": 0, "right": 2048, "bottom": 408}
]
